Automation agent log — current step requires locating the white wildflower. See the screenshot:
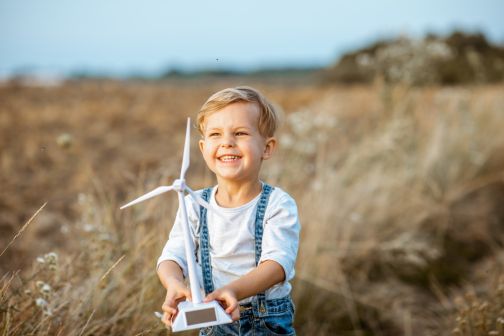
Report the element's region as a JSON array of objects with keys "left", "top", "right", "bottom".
[
  {"left": 35, "top": 296, "right": 53, "bottom": 315},
  {"left": 45, "top": 252, "right": 58, "bottom": 261},
  {"left": 35, "top": 297, "right": 48, "bottom": 307},
  {"left": 78, "top": 193, "right": 87, "bottom": 204},
  {"left": 83, "top": 224, "right": 95, "bottom": 232},
  {"left": 41, "top": 283, "right": 52, "bottom": 294},
  {"left": 99, "top": 233, "right": 112, "bottom": 242},
  {"left": 280, "top": 134, "right": 294, "bottom": 148},
  {"left": 56, "top": 132, "right": 73, "bottom": 148},
  {"left": 44, "top": 252, "right": 58, "bottom": 265},
  {"left": 298, "top": 142, "right": 316, "bottom": 155}
]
